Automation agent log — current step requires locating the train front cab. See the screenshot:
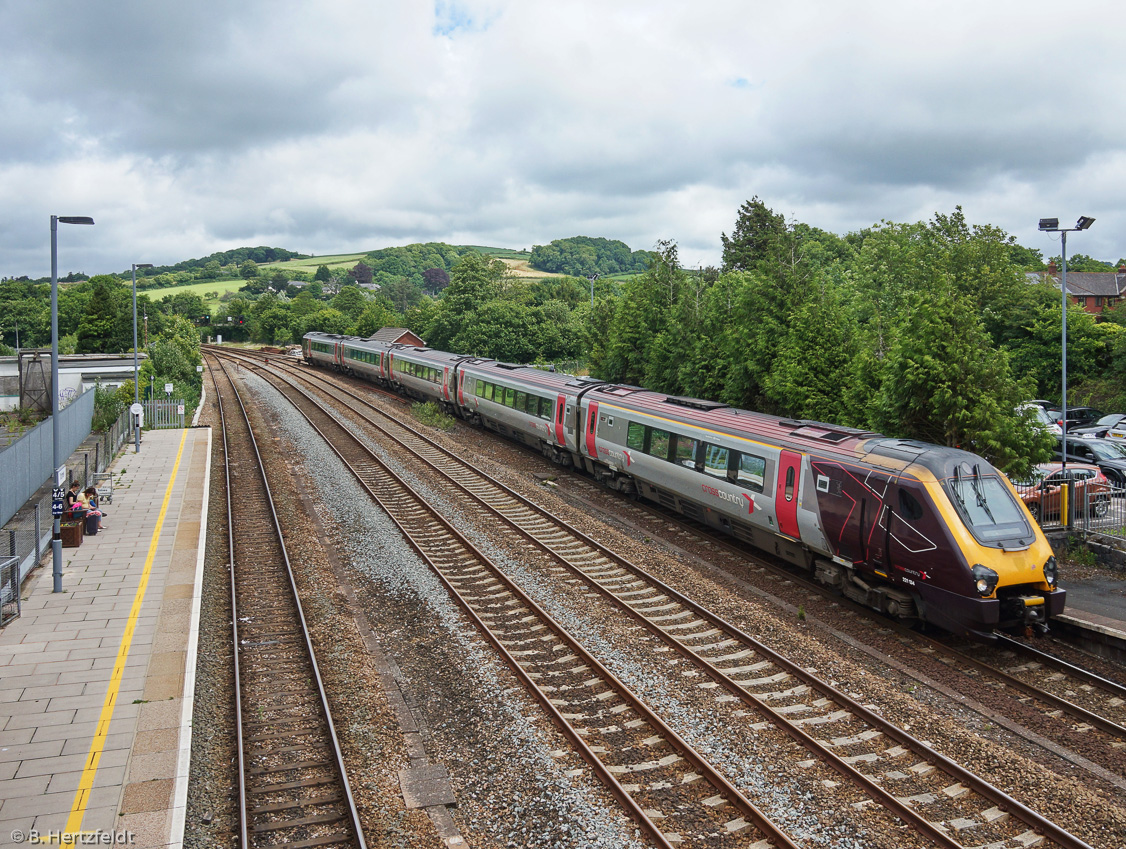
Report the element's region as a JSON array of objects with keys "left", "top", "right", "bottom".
[{"left": 909, "top": 463, "right": 1064, "bottom": 637}]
